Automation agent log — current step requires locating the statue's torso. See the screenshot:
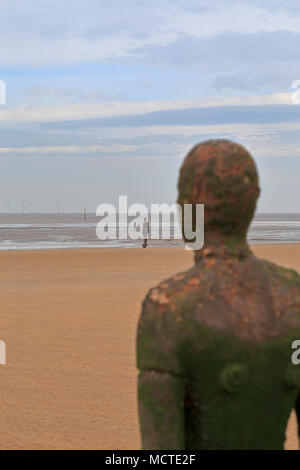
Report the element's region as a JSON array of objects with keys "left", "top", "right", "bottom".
[{"left": 137, "top": 253, "right": 300, "bottom": 449}]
